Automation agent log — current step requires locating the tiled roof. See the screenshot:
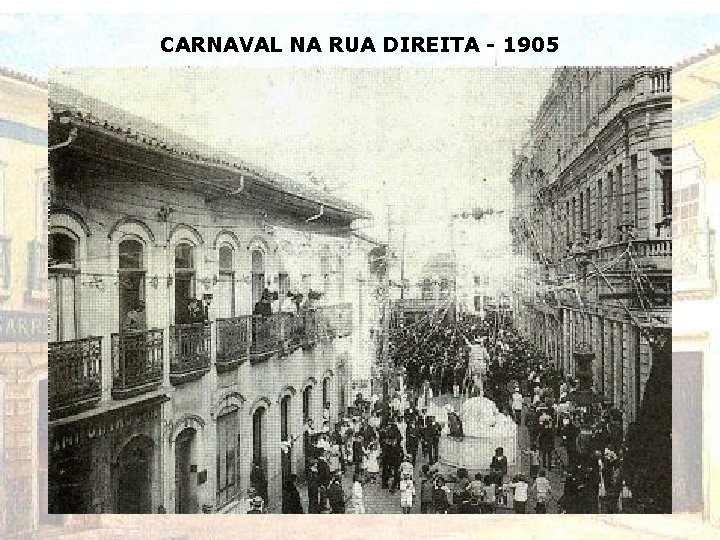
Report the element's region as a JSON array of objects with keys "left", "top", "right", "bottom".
[
  {"left": 674, "top": 44, "right": 720, "bottom": 72},
  {"left": 49, "top": 83, "right": 370, "bottom": 220},
  {"left": 0, "top": 66, "right": 47, "bottom": 89}
]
